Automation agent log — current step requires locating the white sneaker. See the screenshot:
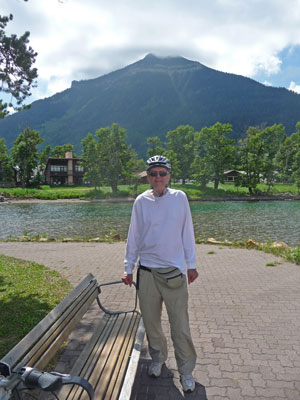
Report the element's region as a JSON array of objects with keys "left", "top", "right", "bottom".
[
  {"left": 148, "top": 361, "right": 163, "bottom": 377},
  {"left": 180, "top": 374, "right": 195, "bottom": 392}
]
